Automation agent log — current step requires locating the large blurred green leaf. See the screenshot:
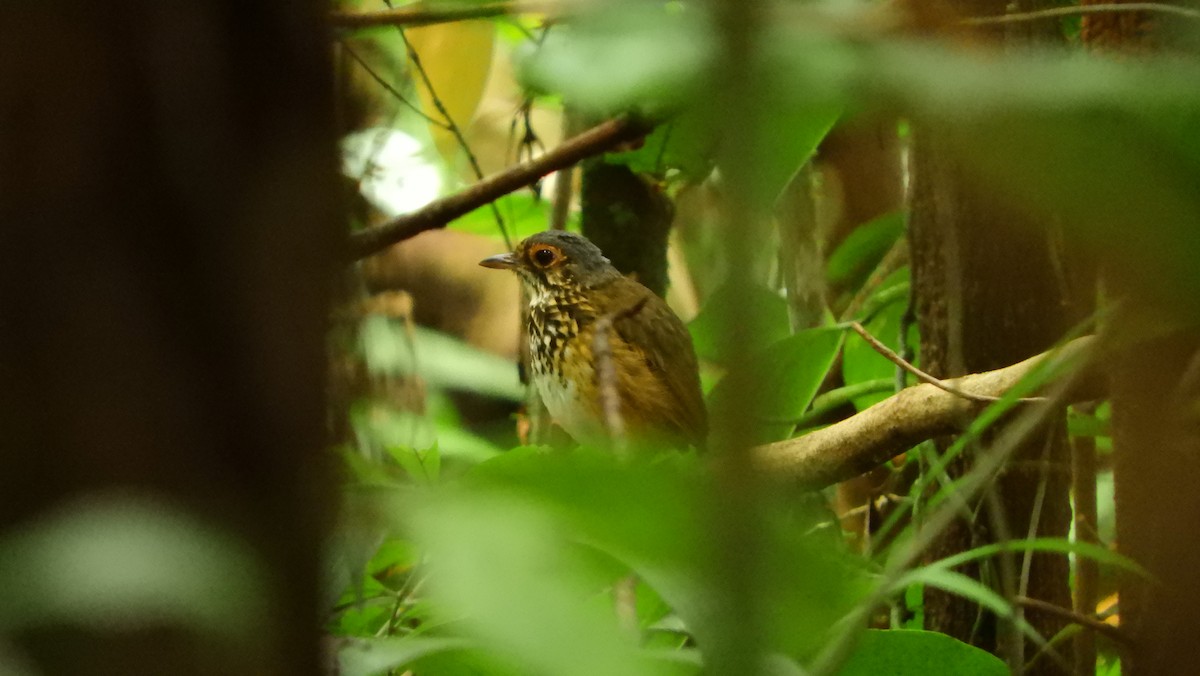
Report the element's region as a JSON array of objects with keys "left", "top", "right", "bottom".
[
  {"left": 606, "top": 111, "right": 715, "bottom": 182},
  {"left": 516, "top": 2, "right": 713, "bottom": 114},
  {"left": 409, "top": 486, "right": 661, "bottom": 676},
  {"left": 688, "top": 283, "right": 791, "bottom": 364},
  {"left": 848, "top": 42, "right": 1200, "bottom": 314},
  {"left": 0, "top": 494, "right": 265, "bottom": 639},
  {"left": 457, "top": 449, "right": 868, "bottom": 662},
  {"left": 339, "top": 636, "right": 475, "bottom": 676},
  {"left": 837, "top": 629, "right": 1007, "bottom": 676},
  {"left": 360, "top": 319, "right": 521, "bottom": 401},
  {"left": 708, "top": 327, "right": 844, "bottom": 443}
]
